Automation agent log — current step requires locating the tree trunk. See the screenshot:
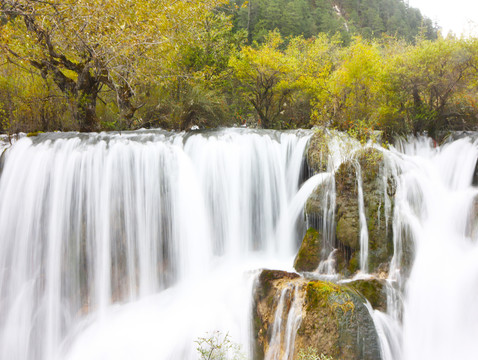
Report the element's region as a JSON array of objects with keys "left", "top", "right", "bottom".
[
  {"left": 76, "top": 90, "right": 99, "bottom": 132},
  {"left": 76, "top": 66, "right": 100, "bottom": 132}
]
